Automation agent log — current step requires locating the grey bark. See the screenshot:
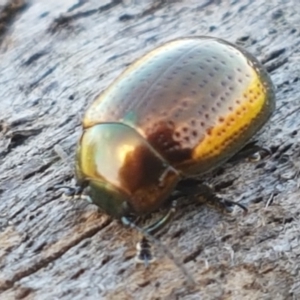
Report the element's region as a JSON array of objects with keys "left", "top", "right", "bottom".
[{"left": 0, "top": 0, "right": 300, "bottom": 299}]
